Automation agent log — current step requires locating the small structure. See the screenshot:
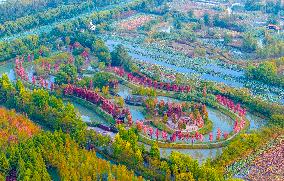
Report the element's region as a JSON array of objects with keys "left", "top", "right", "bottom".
[
  {"left": 179, "top": 116, "right": 192, "bottom": 125},
  {"left": 184, "top": 125, "right": 198, "bottom": 132},
  {"left": 158, "top": 25, "right": 172, "bottom": 33},
  {"left": 125, "top": 95, "right": 145, "bottom": 106},
  {"left": 97, "top": 124, "right": 118, "bottom": 133},
  {"left": 178, "top": 116, "right": 198, "bottom": 132},
  {"left": 267, "top": 24, "right": 281, "bottom": 31},
  {"left": 89, "top": 21, "right": 96, "bottom": 31}
]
